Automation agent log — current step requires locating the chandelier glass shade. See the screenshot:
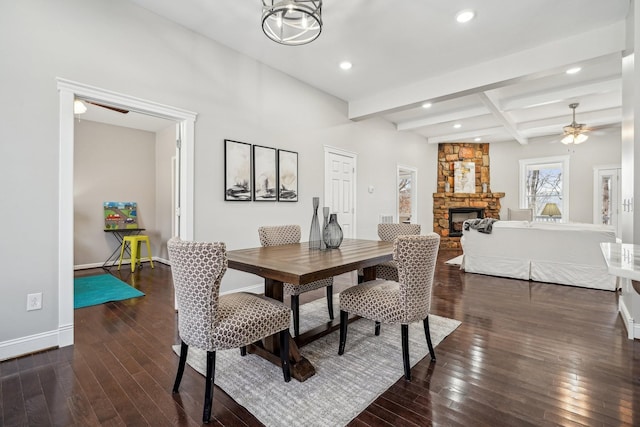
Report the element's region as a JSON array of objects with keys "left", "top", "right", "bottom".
[
  {"left": 561, "top": 103, "right": 588, "bottom": 145},
  {"left": 262, "top": 0, "right": 322, "bottom": 46}
]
